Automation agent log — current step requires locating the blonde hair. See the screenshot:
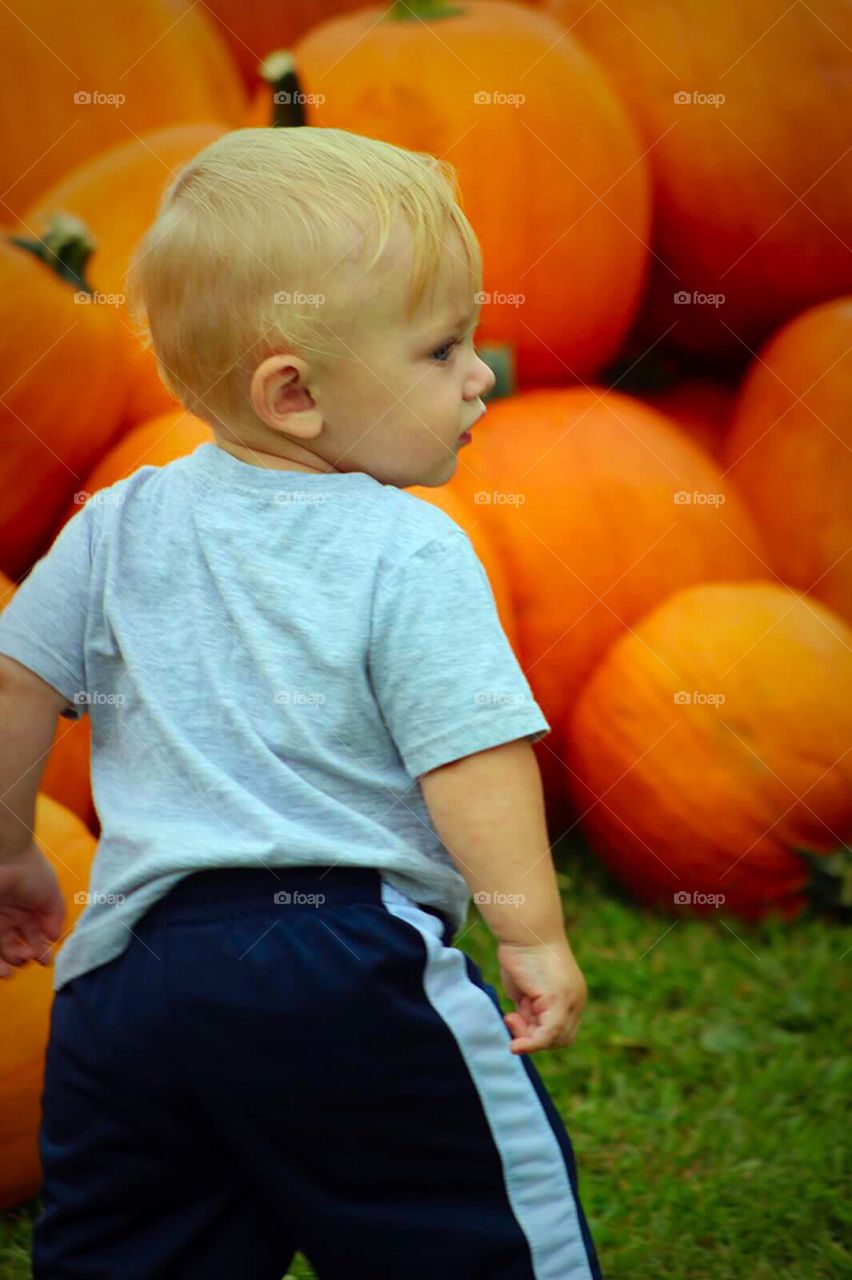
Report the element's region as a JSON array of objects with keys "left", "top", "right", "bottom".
[{"left": 125, "top": 126, "right": 483, "bottom": 431}]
